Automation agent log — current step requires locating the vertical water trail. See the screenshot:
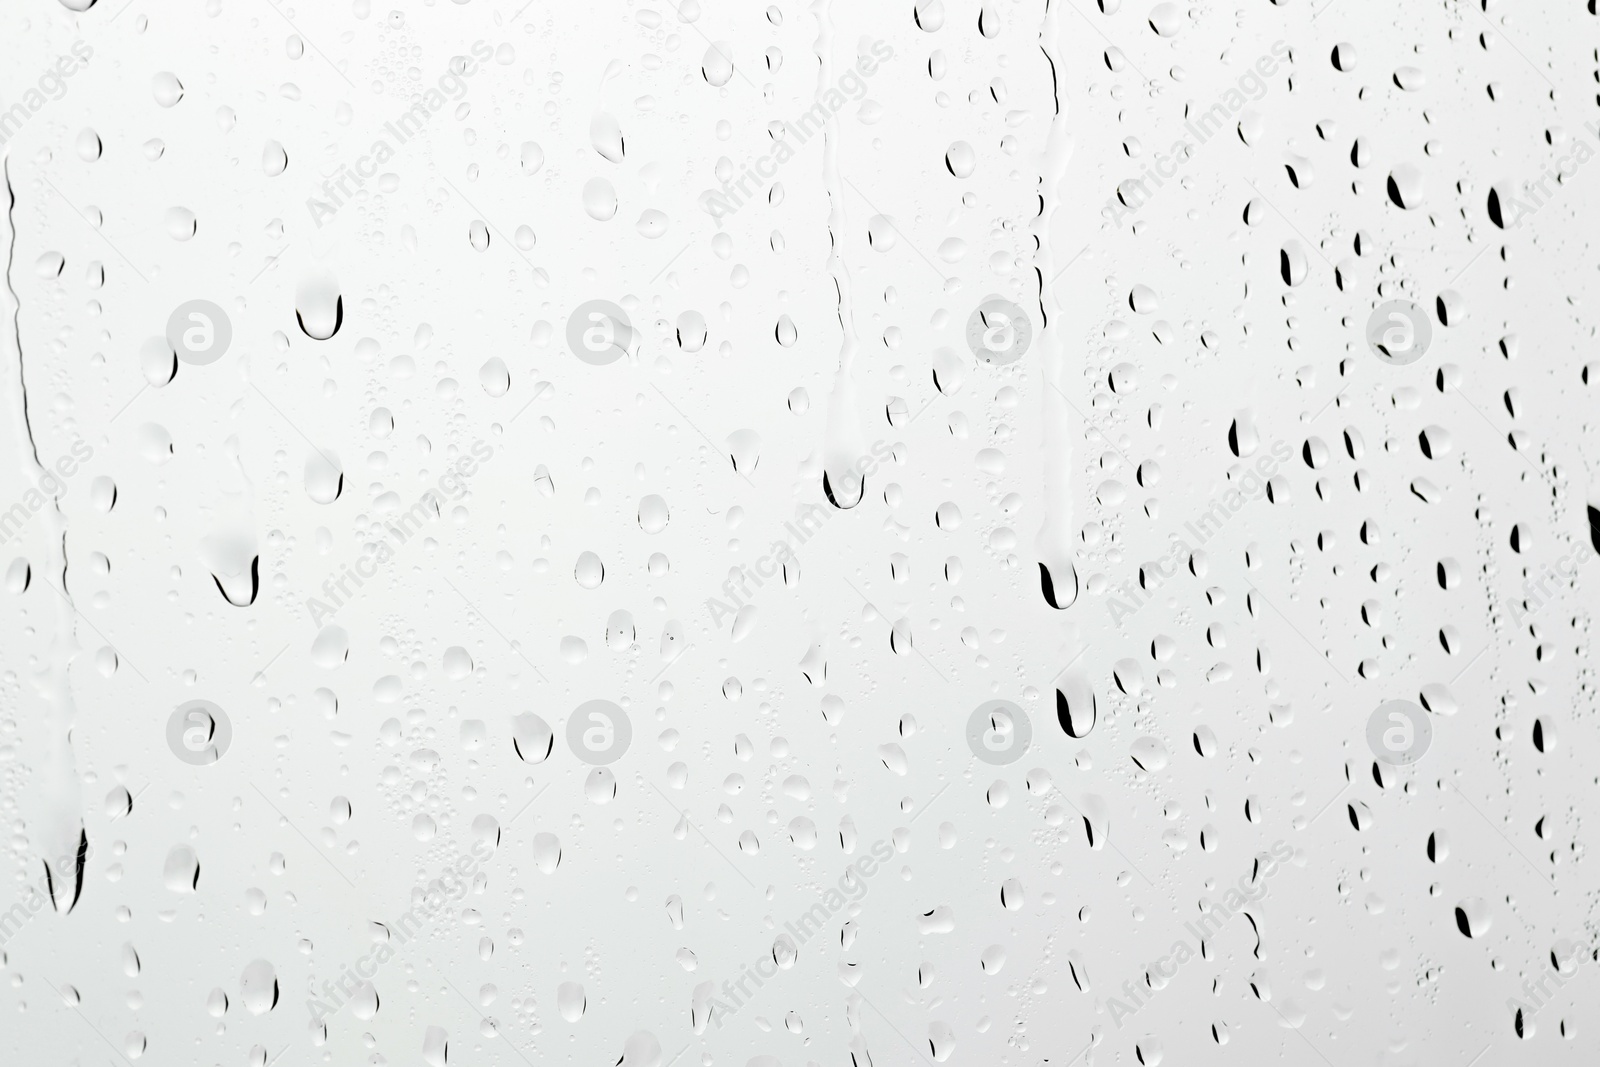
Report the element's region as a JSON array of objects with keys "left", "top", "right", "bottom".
[
  {"left": 199, "top": 432, "right": 262, "bottom": 609},
  {"left": 2, "top": 157, "right": 88, "bottom": 911},
  {"left": 1033, "top": 0, "right": 1079, "bottom": 608},
  {"left": 815, "top": 0, "right": 867, "bottom": 511}
]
